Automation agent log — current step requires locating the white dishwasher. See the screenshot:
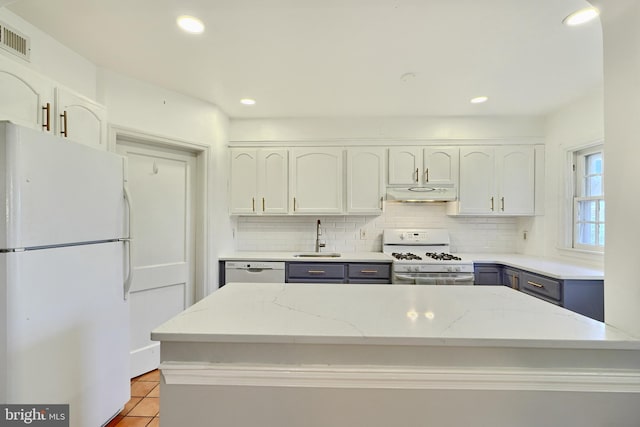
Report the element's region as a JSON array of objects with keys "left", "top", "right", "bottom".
[{"left": 224, "top": 261, "right": 286, "bottom": 285}]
